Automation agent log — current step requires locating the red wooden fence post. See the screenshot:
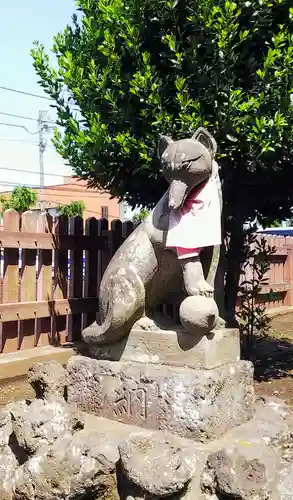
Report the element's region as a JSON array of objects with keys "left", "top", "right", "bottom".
[
  {"left": 1, "top": 210, "right": 20, "bottom": 353},
  {"left": 37, "top": 212, "right": 53, "bottom": 346},
  {"left": 83, "top": 217, "right": 99, "bottom": 330},
  {"left": 20, "top": 211, "right": 38, "bottom": 350},
  {"left": 52, "top": 215, "right": 69, "bottom": 345}
]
